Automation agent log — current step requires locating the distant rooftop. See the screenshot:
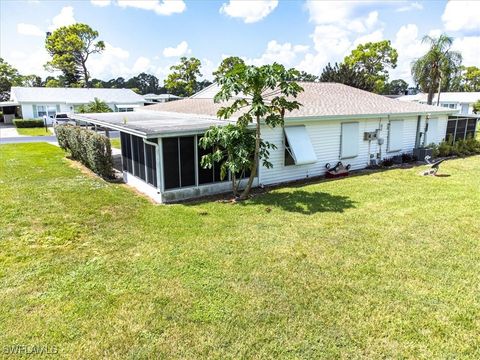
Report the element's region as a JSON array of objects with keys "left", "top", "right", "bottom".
[
  {"left": 143, "top": 93, "right": 182, "bottom": 100},
  {"left": 10, "top": 87, "right": 145, "bottom": 104},
  {"left": 398, "top": 92, "right": 480, "bottom": 104}
]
